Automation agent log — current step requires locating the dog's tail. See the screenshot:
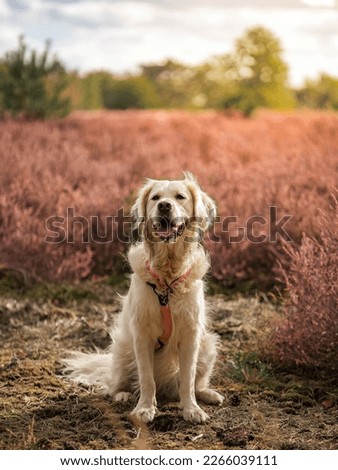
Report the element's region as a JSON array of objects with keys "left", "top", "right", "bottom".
[{"left": 62, "top": 351, "right": 113, "bottom": 394}]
